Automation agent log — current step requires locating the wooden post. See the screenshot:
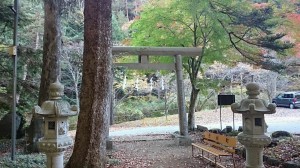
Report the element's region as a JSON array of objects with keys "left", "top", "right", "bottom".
[{"left": 175, "top": 54, "right": 188, "bottom": 136}]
